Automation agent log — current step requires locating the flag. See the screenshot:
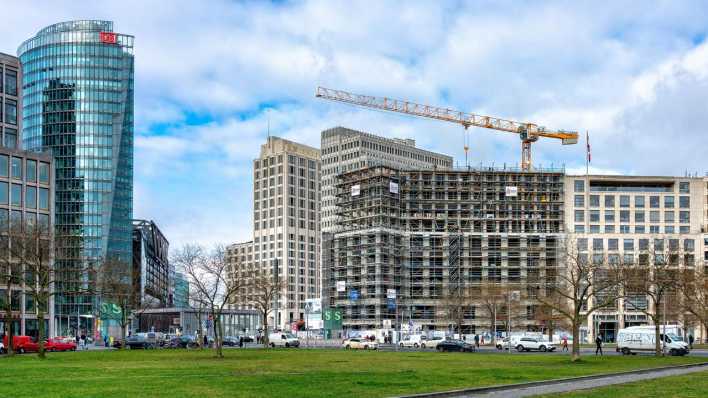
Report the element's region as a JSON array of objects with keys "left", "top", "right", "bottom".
[{"left": 586, "top": 131, "right": 591, "bottom": 163}]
